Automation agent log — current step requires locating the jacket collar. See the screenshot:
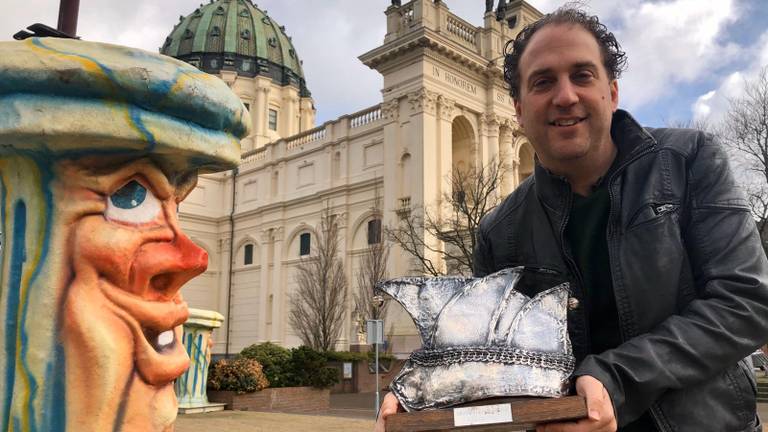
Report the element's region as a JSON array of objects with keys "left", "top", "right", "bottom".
[{"left": 532, "top": 109, "right": 656, "bottom": 214}]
